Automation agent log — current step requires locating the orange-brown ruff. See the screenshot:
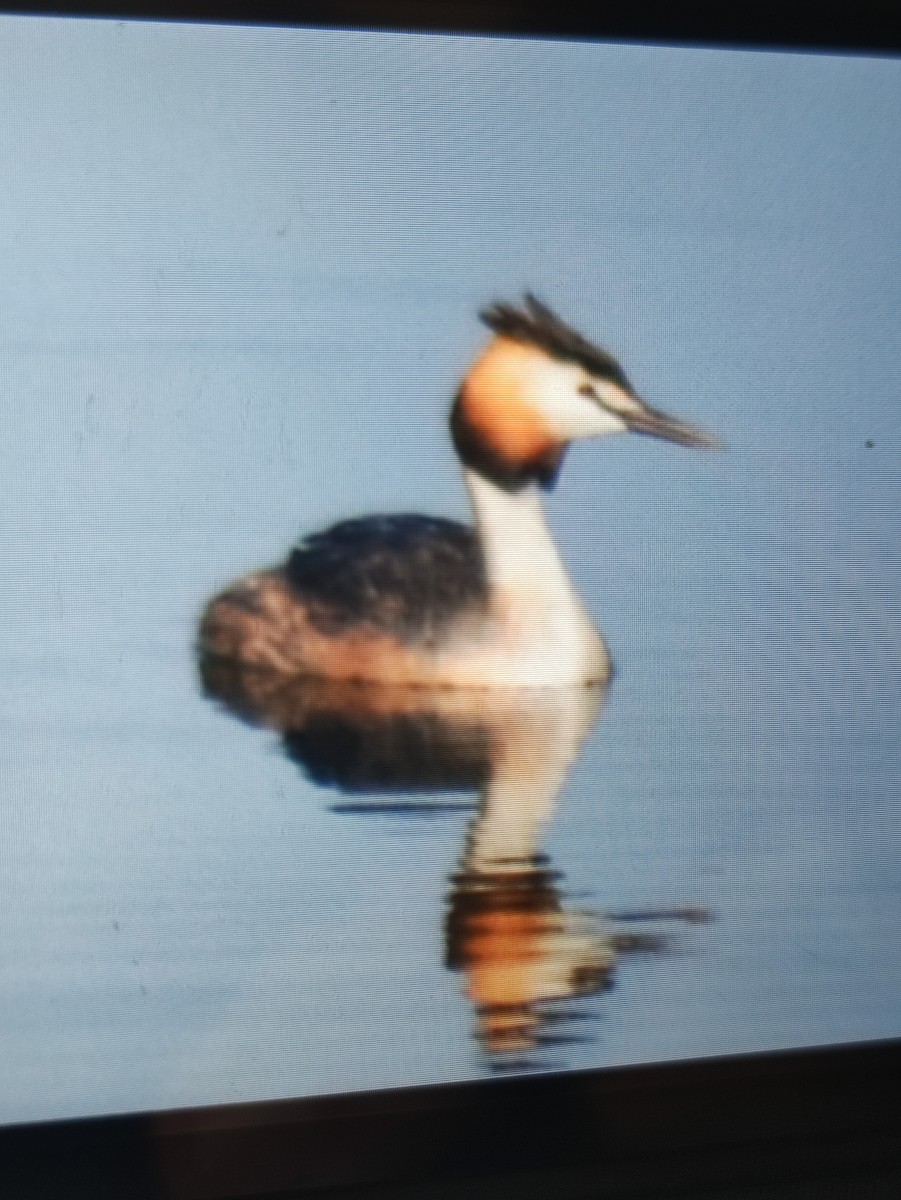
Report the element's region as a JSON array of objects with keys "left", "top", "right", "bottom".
[
  {"left": 199, "top": 295, "right": 717, "bottom": 687},
  {"left": 456, "top": 338, "right": 566, "bottom": 486}
]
